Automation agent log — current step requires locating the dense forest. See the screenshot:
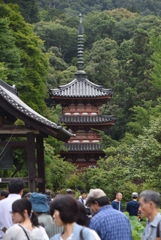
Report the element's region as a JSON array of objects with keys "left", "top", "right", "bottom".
[{"left": 1, "top": 0, "right": 161, "bottom": 210}]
